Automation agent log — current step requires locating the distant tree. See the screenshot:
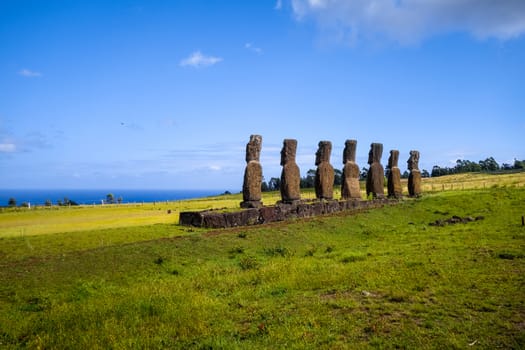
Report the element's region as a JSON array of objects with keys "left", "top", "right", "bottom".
[
  {"left": 223, "top": 190, "right": 232, "bottom": 195},
  {"left": 401, "top": 170, "right": 409, "bottom": 179},
  {"left": 261, "top": 181, "right": 269, "bottom": 192},
  {"left": 21, "top": 202, "right": 30, "bottom": 208},
  {"left": 479, "top": 157, "right": 499, "bottom": 172},
  {"left": 514, "top": 159, "right": 525, "bottom": 169},
  {"left": 300, "top": 169, "right": 316, "bottom": 188},
  {"left": 421, "top": 169, "right": 430, "bottom": 178},
  {"left": 431, "top": 165, "right": 450, "bottom": 177},
  {"left": 334, "top": 169, "right": 342, "bottom": 186},
  {"left": 269, "top": 177, "right": 281, "bottom": 191},
  {"left": 45, "top": 199, "right": 52, "bottom": 207},
  {"left": 106, "top": 193, "right": 115, "bottom": 204},
  {"left": 455, "top": 159, "right": 481, "bottom": 173},
  {"left": 117, "top": 196, "right": 123, "bottom": 204},
  {"left": 360, "top": 167, "right": 368, "bottom": 180},
  {"left": 8, "top": 197, "right": 16, "bottom": 207},
  {"left": 501, "top": 163, "right": 513, "bottom": 171},
  {"left": 57, "top": 199, "right": 63, "bottom": 206}
]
